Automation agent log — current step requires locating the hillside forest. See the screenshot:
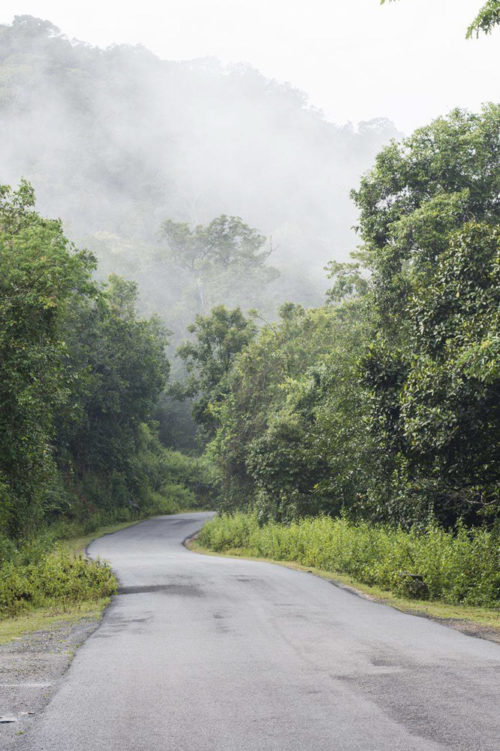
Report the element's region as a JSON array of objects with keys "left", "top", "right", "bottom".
[{"left": 0, "top": 14, "right": 499, "bottom": 615}]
